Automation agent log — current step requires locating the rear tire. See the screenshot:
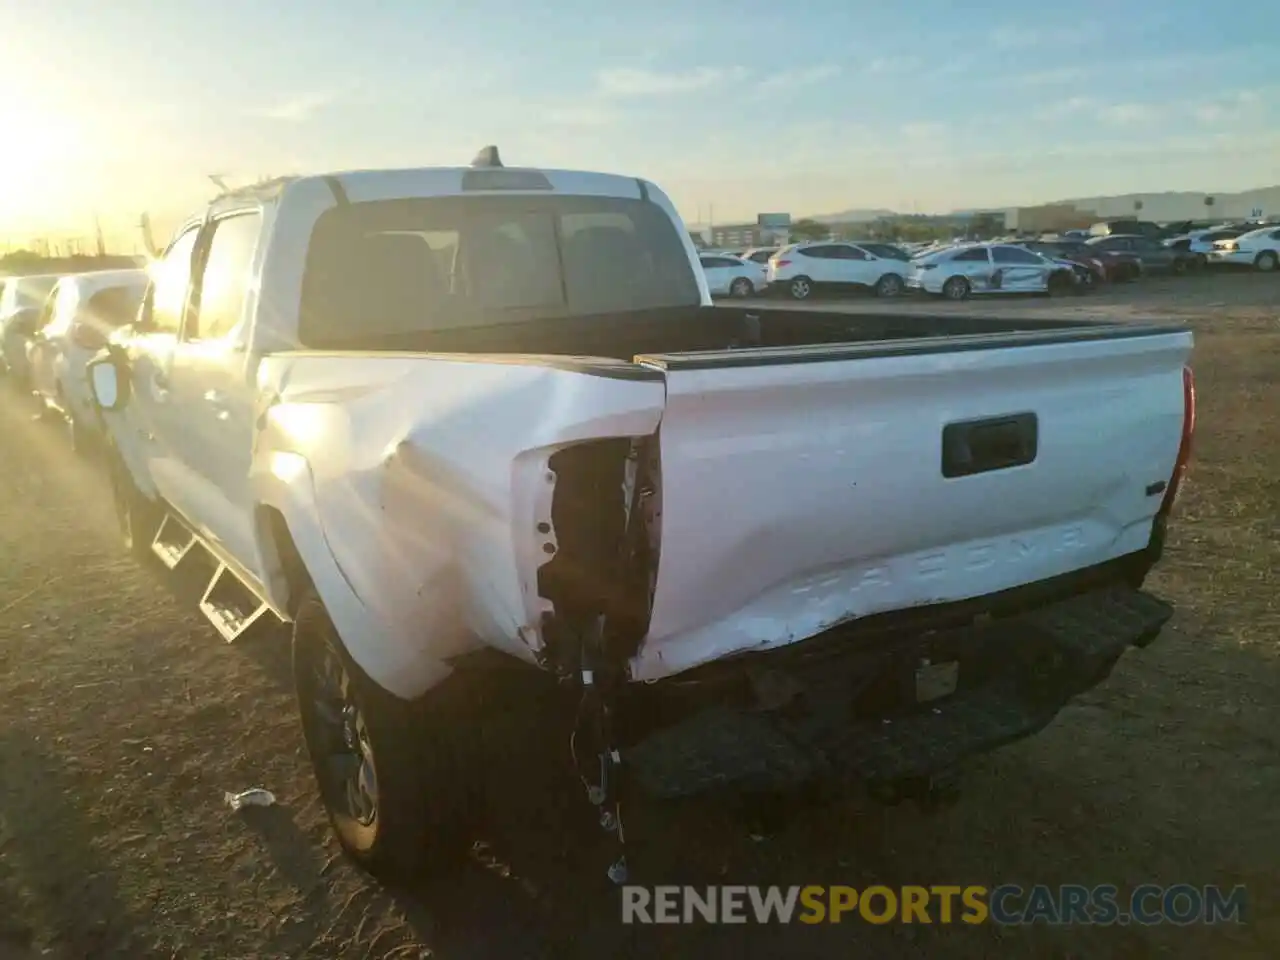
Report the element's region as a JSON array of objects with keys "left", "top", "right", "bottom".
[
  {"left": 788, "top": 276, "right": 813, "bottom": 300},
  {"left": 293, "top": 589, "right": 473, "bottom": 880},
  {"left": 1172, "top": 257, "right": 1189, "bottom": 276},
  {"left": 729, "top": 277, "right": 754, "bottom": 298},
  {"left": 942, "top": 276, "right": 970, "bottom": 301},
  {"left": 67, "top": 412, "right": 93, "bottom": 457},
  {"left": 874, "top": 273, "right": 905, "bottom": 298},
  {"left": 1255, "top": 251, "right": 1278, "bottom": 273},
  {"left": 1047, "top": 271, "right": 1075, "bottom": 297},
  {"left": 106, "top": 440, "right": 161, "bottom": 561}
]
